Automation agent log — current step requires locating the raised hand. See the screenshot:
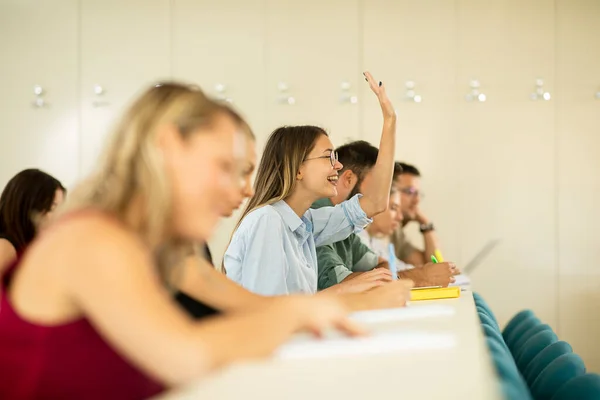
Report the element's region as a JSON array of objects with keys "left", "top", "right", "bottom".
[{"left": 363, "top": 71, "right": 396, "bottom": 120}]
